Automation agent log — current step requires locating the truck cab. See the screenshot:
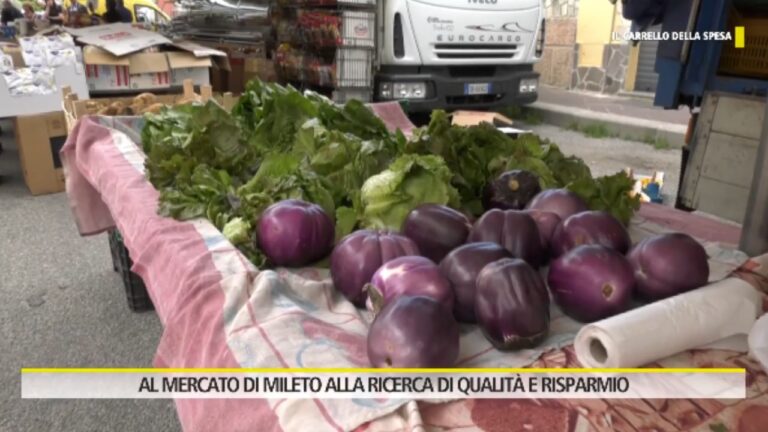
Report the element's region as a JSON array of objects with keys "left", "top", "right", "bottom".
[{"left": 375, "top": 0, "right": 545, "bottom": 112}]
